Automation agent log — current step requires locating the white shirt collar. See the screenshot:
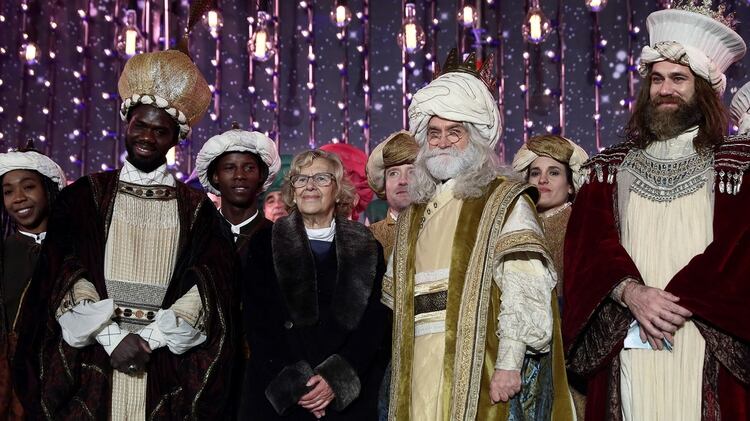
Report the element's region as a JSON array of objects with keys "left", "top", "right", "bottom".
[
  {"left": 220, "top": 210, "right": 259, "bottom": 241},
  {"left": 119, "top": 160, "right": 175, "bottom": 187},
  {"left": 18, "top": 230, "right": 45, "bottom": 245},
  {"left": 305, "top": 219, "right": 336, "bottom": 243}
]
